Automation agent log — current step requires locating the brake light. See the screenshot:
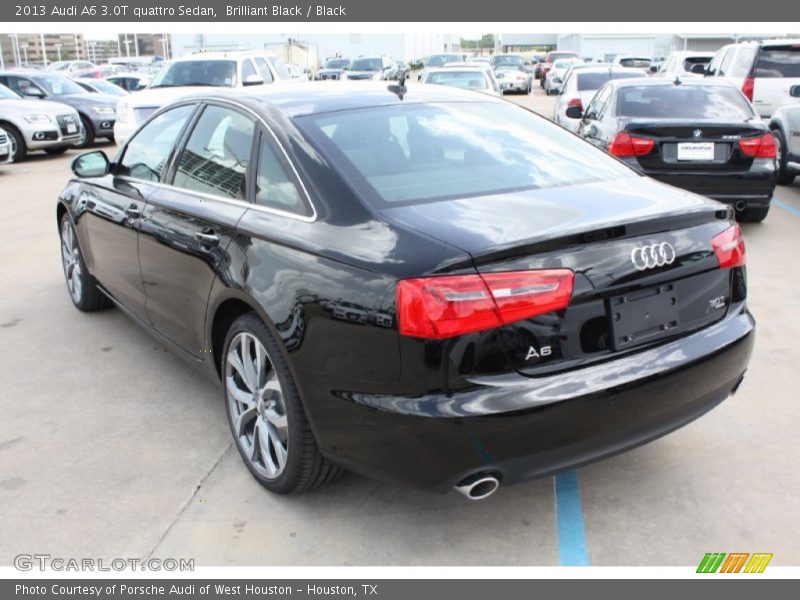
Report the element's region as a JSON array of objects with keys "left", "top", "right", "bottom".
[
  {"left": 567, "top": 98, "right": 583, "bottom": 110},
  {"left": 711, "top": 224, "right": 746, "bottom": 269},
  {"left": 608, "top": 132, "right": 655, "bottom": 157},
  {"left": 741, "top": 76, "right": 755, "bottom": 102},
  {"left": 396, "top": 270, "right": 575, "bottom": 339},
  {"left": 738, "top": 132, "right": 777, "bottom": 158}
]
